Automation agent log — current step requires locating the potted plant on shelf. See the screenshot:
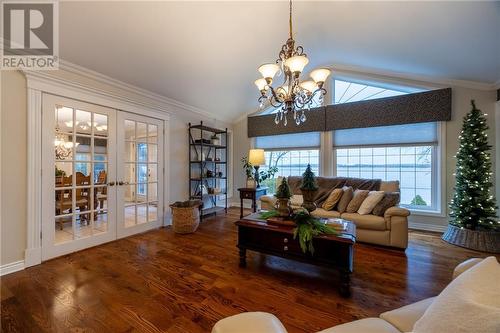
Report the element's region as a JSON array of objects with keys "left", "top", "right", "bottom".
[
  {"left": 274, "top": 177, "right": 292, "bottom": 217},
  {"left": 300, "top": 164, "right": 318, "bottom": 212},
  {"left": 443, "top": 100, "right": 499, "bottom": 253}
]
